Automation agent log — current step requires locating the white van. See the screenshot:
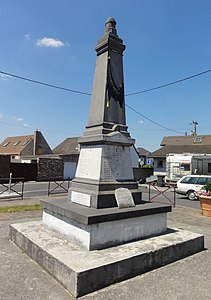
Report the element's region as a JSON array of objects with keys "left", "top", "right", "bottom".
[{"left": 176, "top": 175, "right": 211, "bottom": 200}]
